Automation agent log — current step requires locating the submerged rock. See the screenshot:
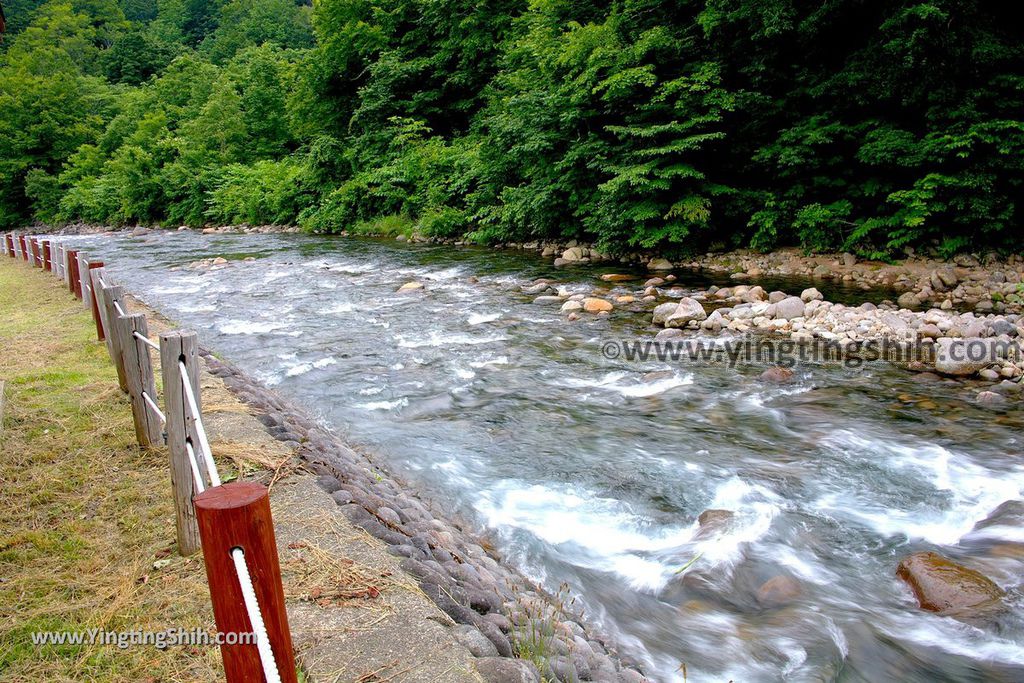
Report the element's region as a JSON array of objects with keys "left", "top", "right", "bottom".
[
  {"left": 760, "top": 366, "right": 795, "bottom": 383},
  {"left": 756, "top": 575, "right": 802, "bottom": 607},
  {"left": 896, "top": 551, "right": 1004, "bottom": 616},
  {"left": 397, "top": 281, "right": 424, "bottom": 292}
]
